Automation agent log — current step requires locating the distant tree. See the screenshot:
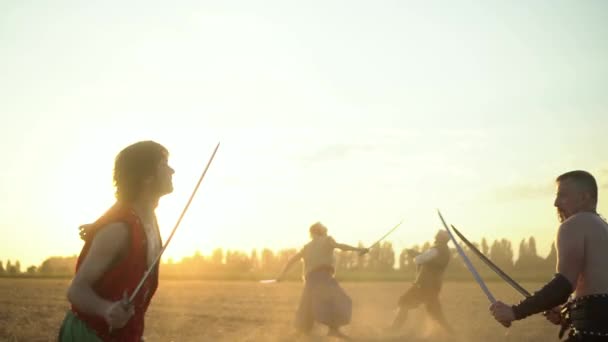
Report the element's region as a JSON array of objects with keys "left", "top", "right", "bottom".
[
  {"left": 528, "top": 237, "right": 538, "bottom": 257},
  {"left": 354, "top": 242, "right": 366, "bottom": 270},
  {"left": 481, "top": 238, "right": 489, "bottom": 256},
  {"left": 211, "top": 248, "right": 223, "bottom": 265},
  {"left": 462, "top": 242, "right": 485, "bottom": 275},
  {"left": 27, "top": 266, "right": 37, "bottom": 274},
  {"left": 225, "top": 250, "right": 252, "bottom": 272},
  {"left": 366, "top": 245, "right": 381, "bottom": 271},
  {"left": 6, "top": 260, "right": 20, "bottom": 275},
  {"left": 398, "top": 249, "right": 408, "bottom": 271},
  {"left": 250, "top": 249, "right": 259, "bottom": 270},
  {"left": 518, "top": 239, "right": 528, "bottom": 261},
  {"left": 261, "top": 248, "right": 276, "bottom": 272},
  {"left": 189, "top": 250, "right": 206, "bottom": 271},
  {"left": 0, "top": 260, "right": 4, "bottom": 274},
  {"left": 515, "top": 237, "right": 545, "bottom": 273},
  {"left": 335, "top": 250, "right": 349, "bottom": 271},
  {"left": 337, "top": 249, "right": 358, "bottom": 270},
  {"left": 490, "top": 239, "right": 514, "bottom": 271},
  {"left": 545, "top": 242, "right": 557, "bottom": 270},
  {"left": 38, "top": 256, "right": 77, "bottom": 275},
  {"left": 502, "top": 239, "right": 514, "bottom": 269},
  {"left": 378, "top": 242, "right": 395, "bottom": 271}
]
